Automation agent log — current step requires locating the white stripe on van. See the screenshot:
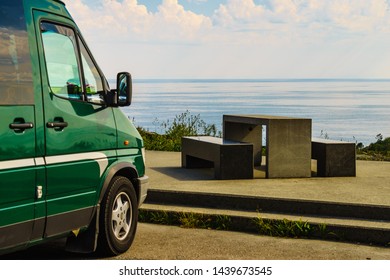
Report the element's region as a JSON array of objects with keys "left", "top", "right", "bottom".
[
  {"left": 35, "top": 157, "right": 45, "bottom": 166},
  {"left": 45, "top": 152, "right": 108, "bottom": 176},
  {"left": 0, "top": 158, "right": 35, "bottom": 170},
  {"left": 0, "top": 152, "right": 108, "bottom": 177}
]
